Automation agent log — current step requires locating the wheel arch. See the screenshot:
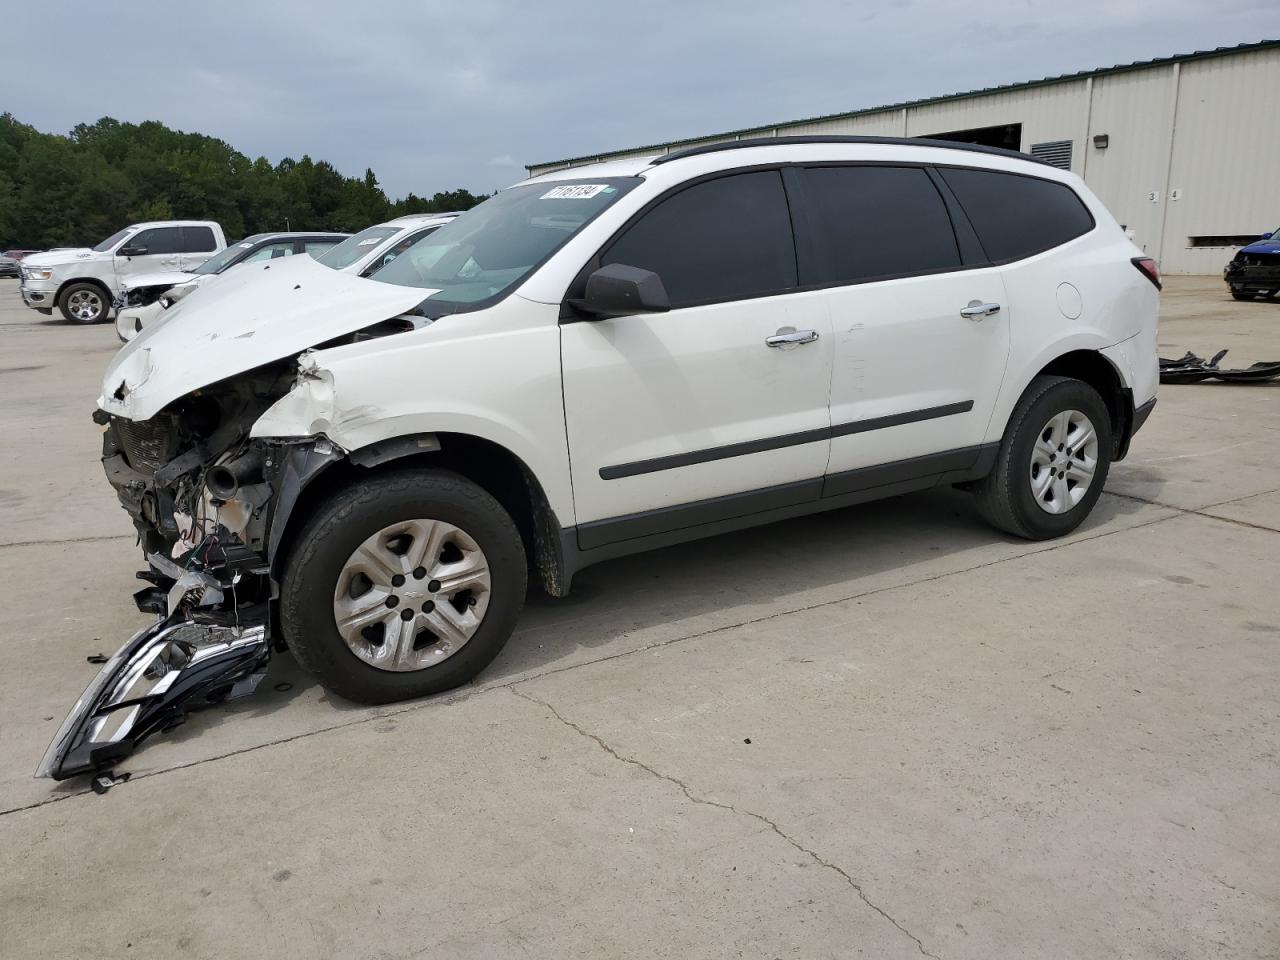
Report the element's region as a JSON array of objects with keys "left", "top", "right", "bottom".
[
  {"left": 269, "top": 432, "right": 574, "bottom": 598},
  {"left": 1034, "top": 349, "right": 1133, "bottom": 459},
  {"left": 56, "top": 276, "right": 114, "bottom": 303},
  {"left": 55, "top": 277, "right": 115, "bottom": 319}
]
